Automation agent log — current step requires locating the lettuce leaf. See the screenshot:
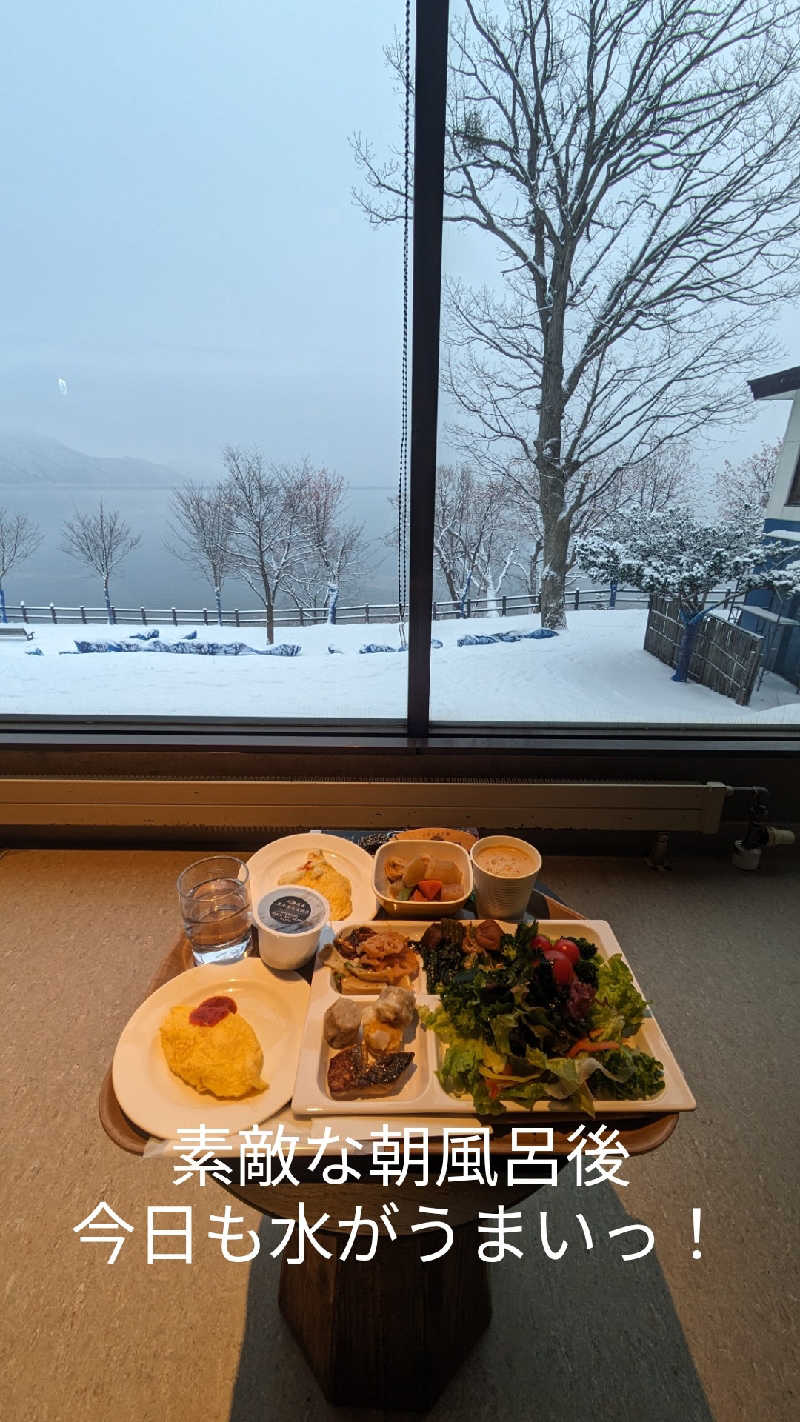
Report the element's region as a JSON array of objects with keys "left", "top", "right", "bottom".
[
  {"left": 590, "top": 1046, "right": 665, "bottom": 1099},
  {"left": 588, "top": 954, "right": 649, "bottom": 1040}
]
